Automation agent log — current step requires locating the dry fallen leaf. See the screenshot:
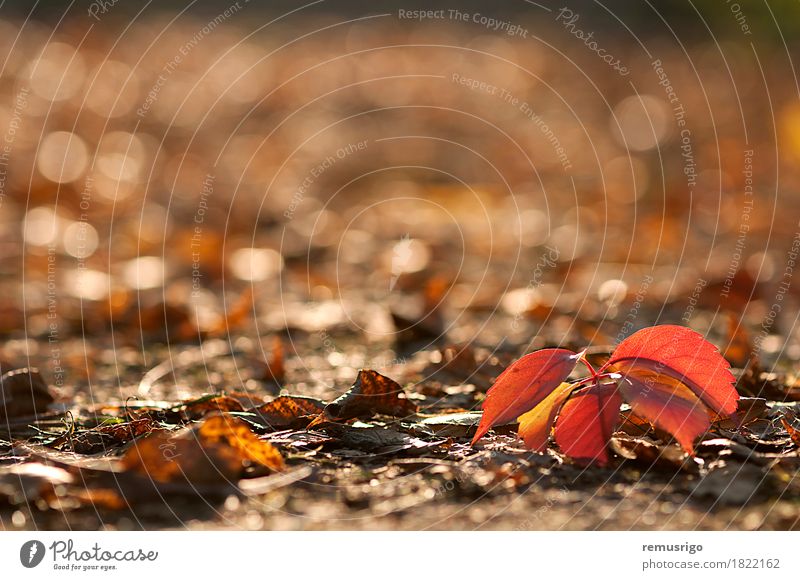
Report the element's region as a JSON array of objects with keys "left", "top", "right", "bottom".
[
  {"left": 252, "top": 395, "right": 326, "bottom": 429},
  {"left": 121, "top": 413, "right": 283, "bottom": 484},
  {"left": 417, "top": 411, "right": 482, "bottom": 438},
  {"left": 179, "top": 394, "right": 246, "bottom": 420},
  {"left": 323, "top": 369, "right": 418, "bottom": 421},
  {"left": 320, "top": 422, "right": 447, "bottom": 455},
  {"left": 198, "top": 413, "right": 284, "bottom": 471},
  {"left": 610, "top": 434, "right": 696, "bottom": 472},
  {"left": 68, "top": 418, "right": 161, "bottom": 454},
  {"left": 780, "top": 413, "right": 800, "bottom": 446}
]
